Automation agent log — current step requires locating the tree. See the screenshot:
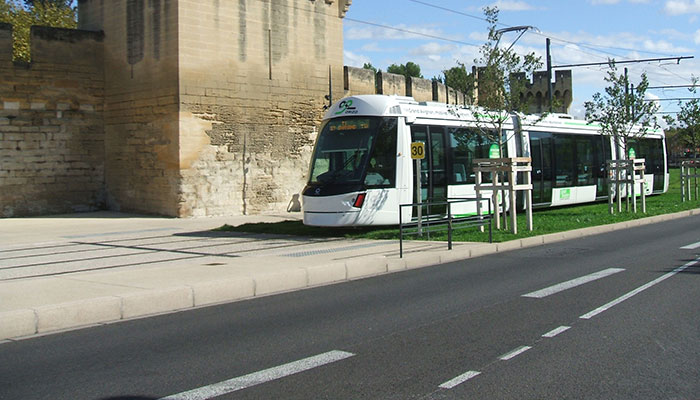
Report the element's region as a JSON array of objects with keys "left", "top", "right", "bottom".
[
  {"left": 584, "top": 62, "right": 659, "bottom": 159},
  {"left": 441, "top": 61, "right": 473, "bottom": 95},
  {"left": 362, "top": 62, "right": 378, "bottom": 74},
  {"left": 23, "top": 0, "right": 73, "bottom": 7},
  {"left": 0, "top": 0, "right": 76, "bottom": 62},
  {"left": 386, "top": 61, "right": 423, "bottom": 79},
  {"left": 465, "top": 6, "right": 542, "bottom": 154},
  {"left": 664, "top": 77, "right": 700, "bottom": 159}
]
